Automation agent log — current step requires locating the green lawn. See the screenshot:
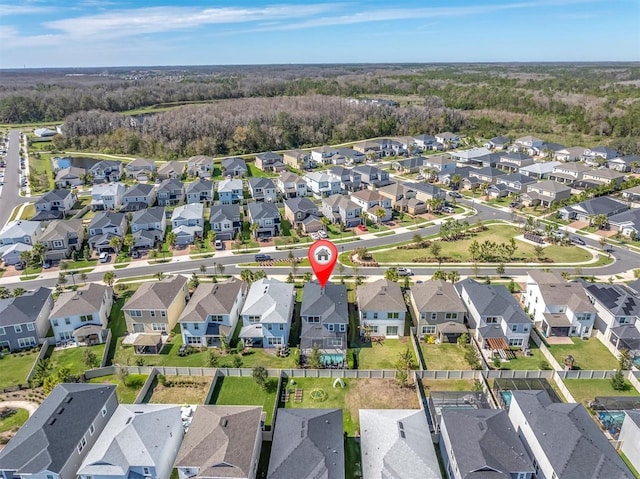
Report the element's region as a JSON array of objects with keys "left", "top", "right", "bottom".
[
  {"left": 421, "top": 379, "right": 478, "bottom": 391},
  {"left": 114, "top": 332, "right": 210, "bottom": 368},
  {"left": 208, "top": 376, "right": 278, "bottom": 426},
  {"left": 549, "top": 337, "right": 619, "bottom": 371},
  {"left": 0, "top": 408, "right": 29, "bottom": 433},
  {"left": 88, "top": 373, "right": 148, "bottom": 403},
  {"left": 49, "top": 344, "right": 106, "bottom": 376},
  {"left": 247, "top": 163, "right": 276, "bottom": 178},
  {"left": 421, "top": 343, "right": 470, "bottom": 370},
  {"left": 18, "top": 204, "right": 35, "bottom": 220},
  {"left": 27, "top": 153, "right": 54, "bottom": 193},
  {"left": 498, "top": 342, "right": 550, "bottom": 370},
  {"left": 213, "top": 348, "right": 298, "bottom": 369},
  {"left": 63, "top": 259, "right": 98, "bottom": 270},
  {"left": 0, "top": 350, "right": 40, "bottom": 388},
  {"left": 350, "top": 338, "right": 417, "bottom": 370},
  {"left": 372, "top": 224, "right": 593, "bottom": 264},
  {"left": 564, "top": 379, "right": 640, "bottom": 405}
]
